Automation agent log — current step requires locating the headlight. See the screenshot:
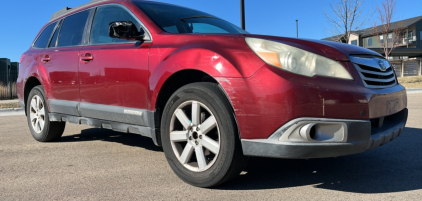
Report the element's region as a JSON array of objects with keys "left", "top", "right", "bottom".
[{"left": 245, "top": 37, "right": 353, "bottom": 80}]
